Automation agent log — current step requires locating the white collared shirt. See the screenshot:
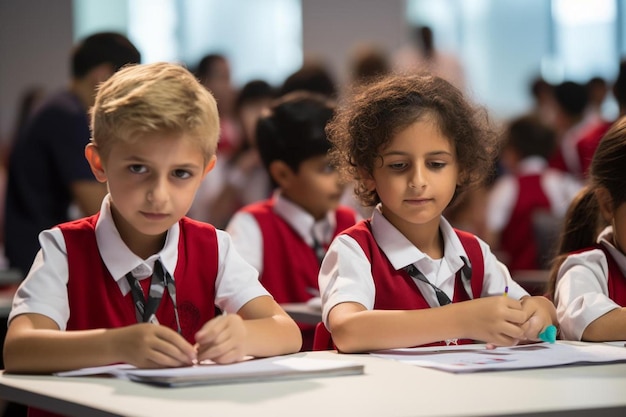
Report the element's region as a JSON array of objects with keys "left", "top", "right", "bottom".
[
  {"left": 486, "top": 156, "right": 583, "bottom": 233},
  {"left": 319, "top": 206, "right": 527, "bottom": 327},
  {"left": 554, "top": 226, "right": 626, "bottom": 340},
  {"left": 9, "top": 194, "right": 269, "bottom": 329},
  {"left": 226, "top": 191, "right": 339, "bottom": 274}
]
